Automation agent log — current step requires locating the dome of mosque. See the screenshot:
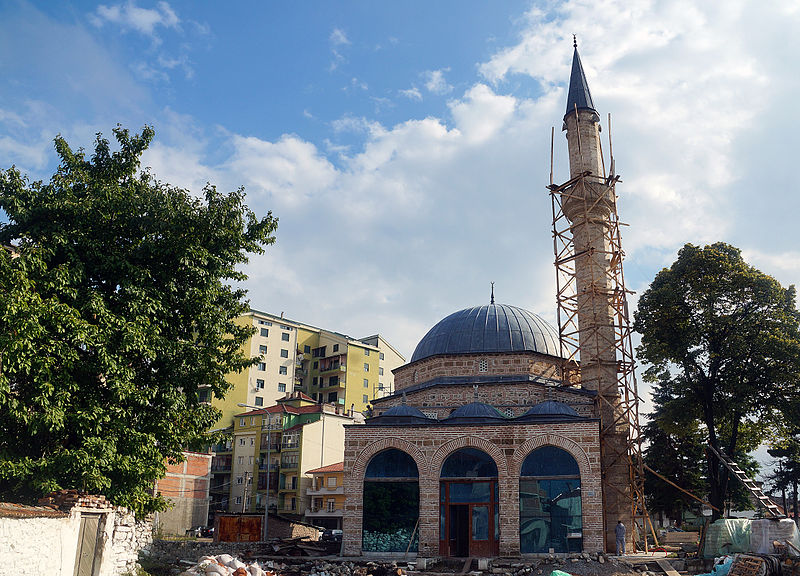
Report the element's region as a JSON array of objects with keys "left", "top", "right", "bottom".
[{"left": 410, "top": 304, "right": 562, "bottom": 363}]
